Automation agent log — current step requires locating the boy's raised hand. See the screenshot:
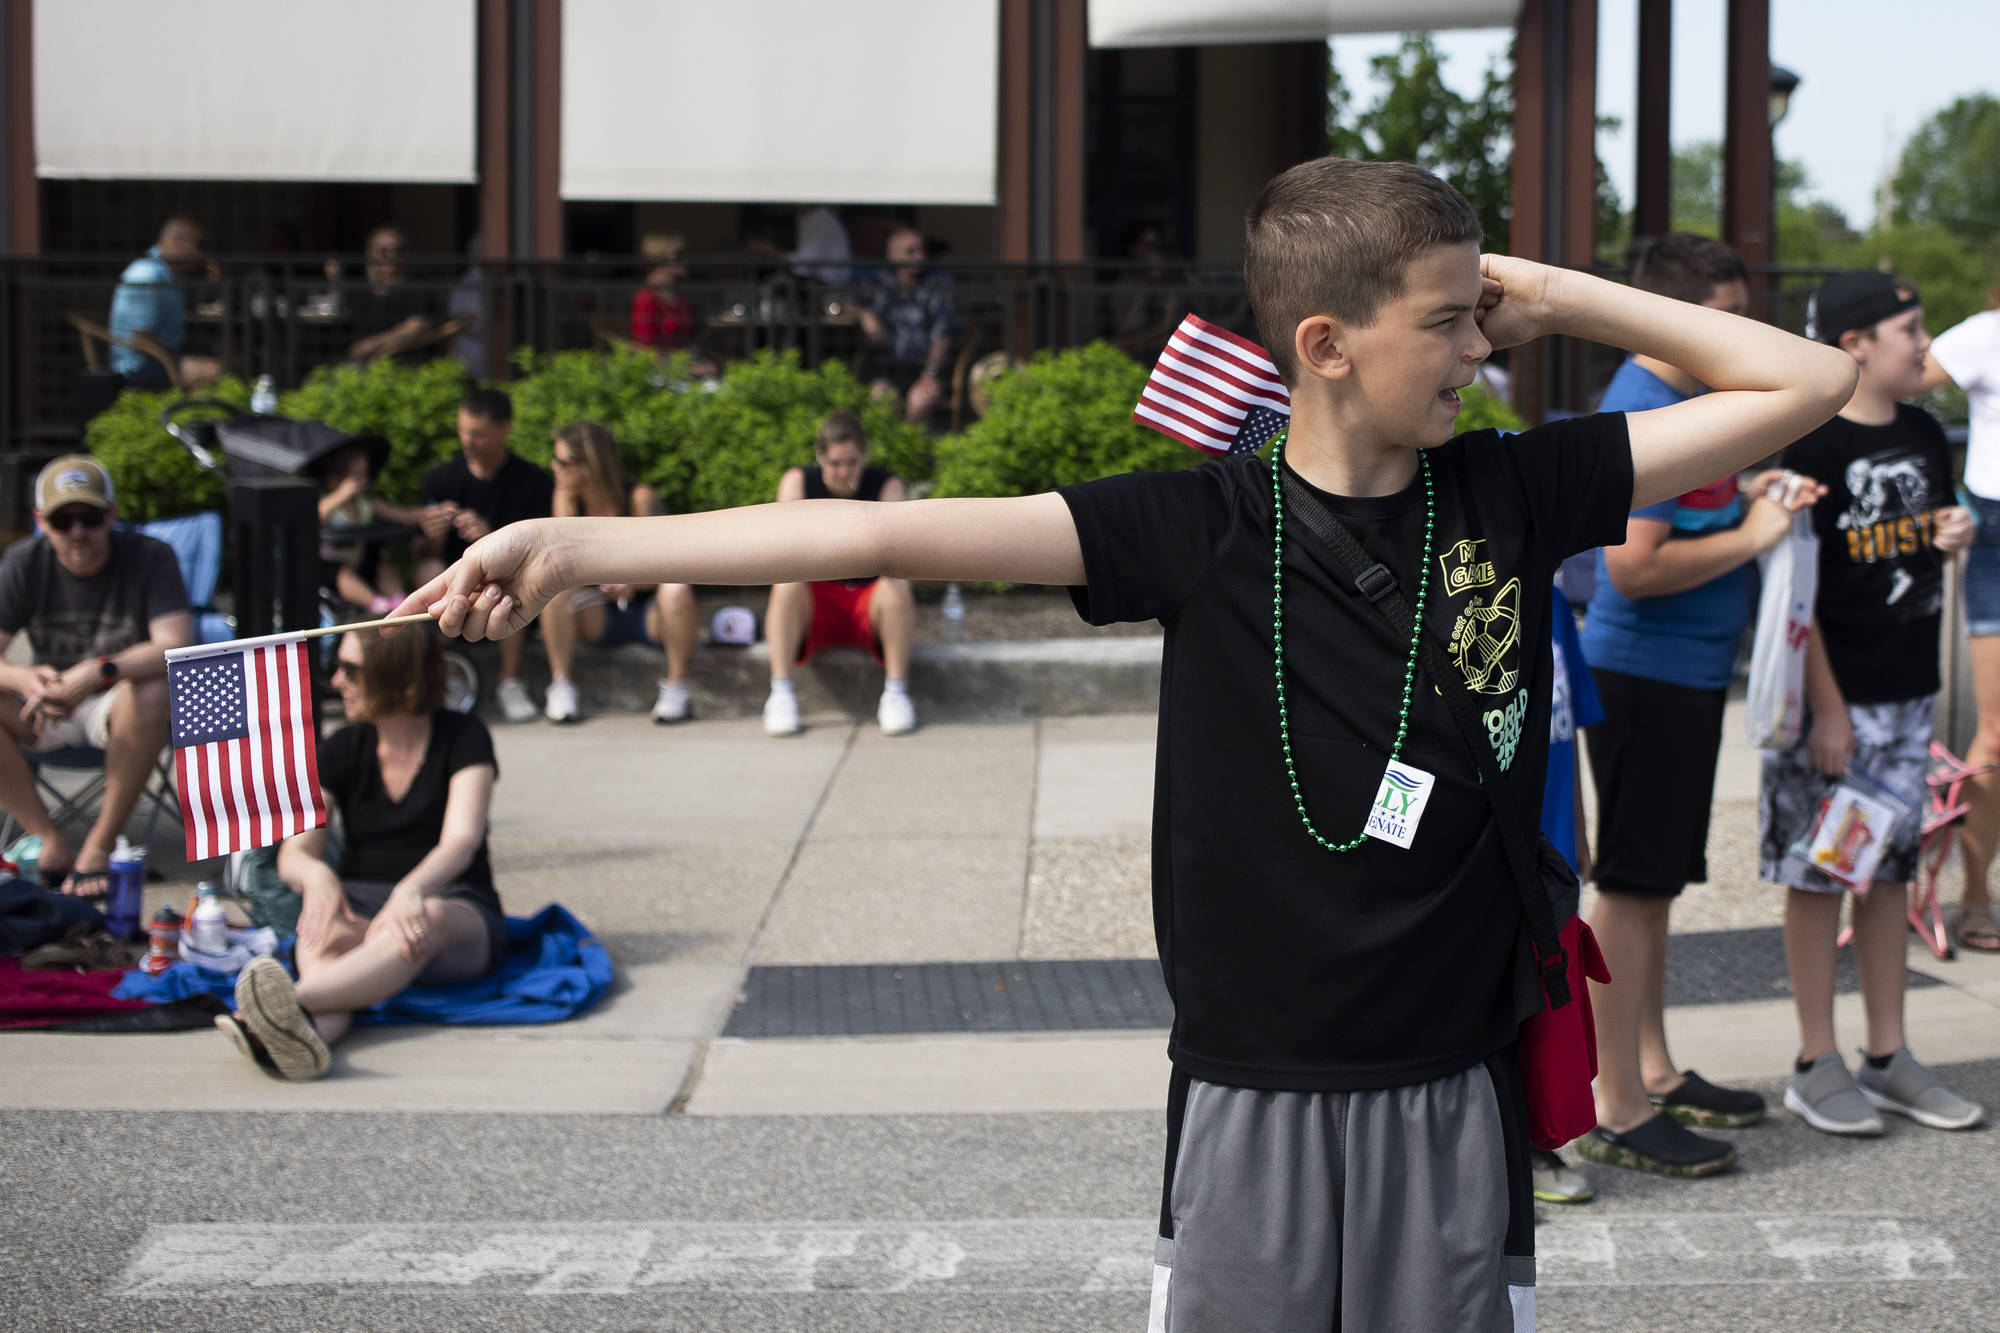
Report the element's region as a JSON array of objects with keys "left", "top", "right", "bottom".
[
  {"left": 1473, "top": 254, "right": 1564, "bottom": 350},
  {"left": 388, "top": 517, "right": 568, "bottom": 641}
]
